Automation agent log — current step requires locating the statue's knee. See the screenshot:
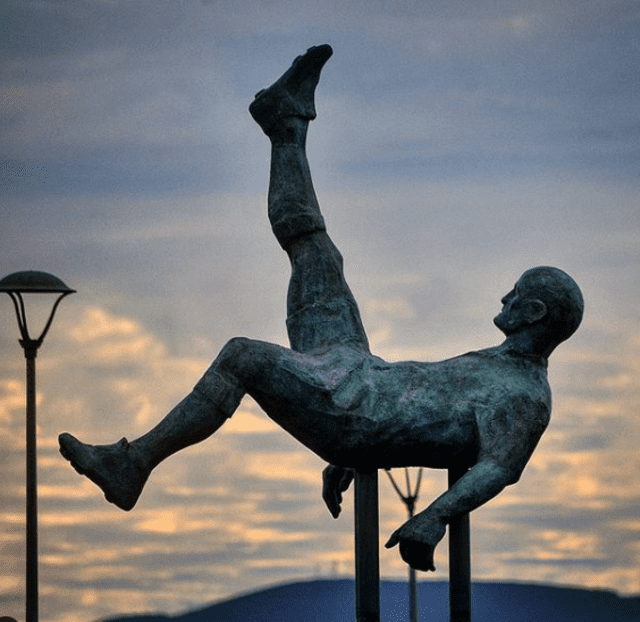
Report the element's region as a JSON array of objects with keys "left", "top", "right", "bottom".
[
  {"left": 223, "top": 336, "right": 253, "bottom": 352},
  {"left": 217, "top": 337, "right": 254, "bottom": 369},
  {"left": 217, "top": 337, "right": 281, "bottom": 383}
]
